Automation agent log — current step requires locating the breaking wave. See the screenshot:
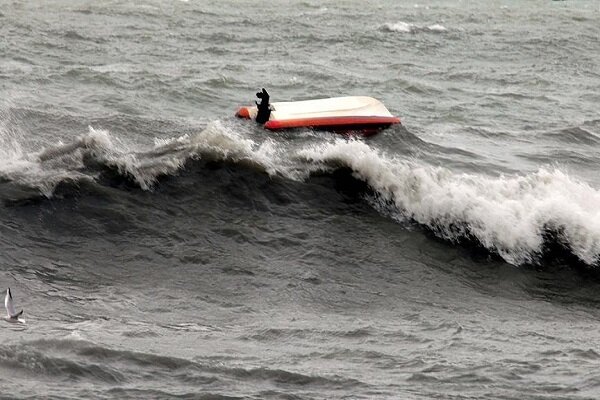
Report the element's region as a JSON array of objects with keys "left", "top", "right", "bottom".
[
  {"left": 2, "top": 120, "right": 600, "bottom": 267},
  {"left": 297, "top": 140, "right": 600, "bottom": 267},
  {"left": 0, "top": 120, "right": 281, "bottom": 199}
]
